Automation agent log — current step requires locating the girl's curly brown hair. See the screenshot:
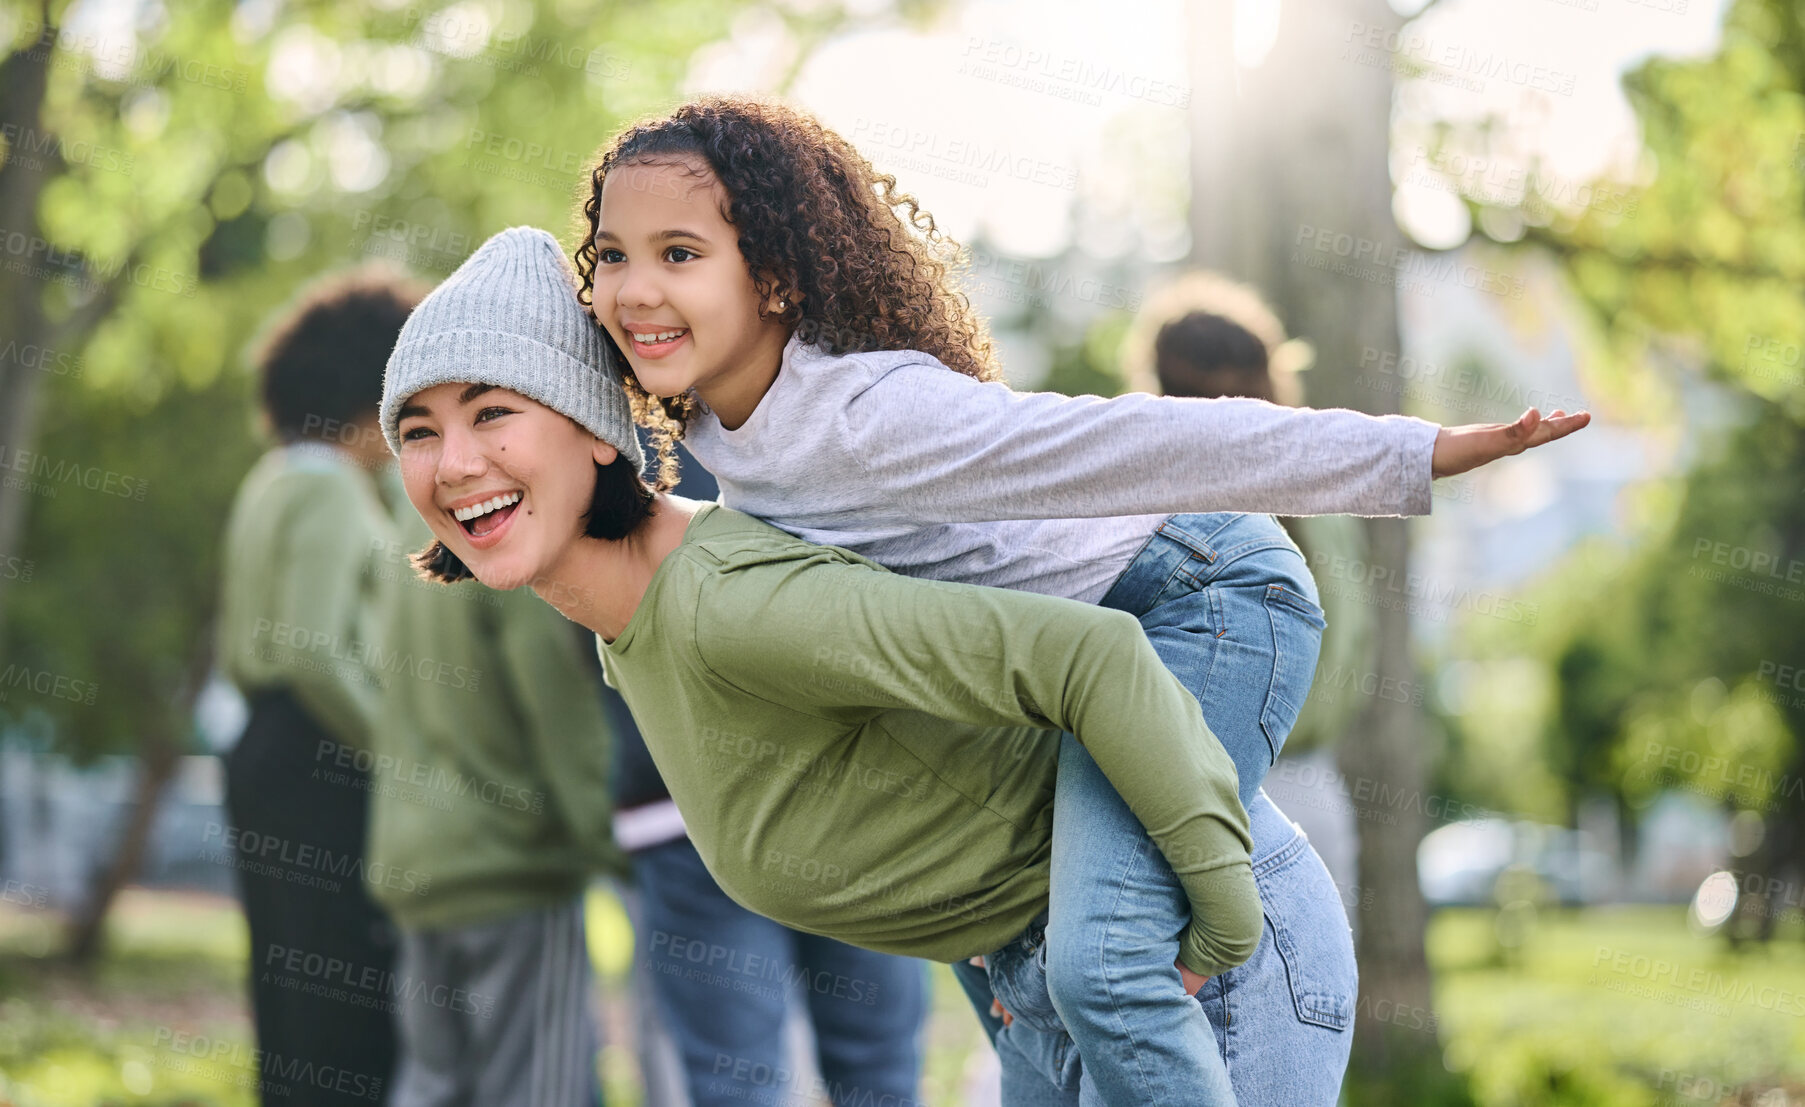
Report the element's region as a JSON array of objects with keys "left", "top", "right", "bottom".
[{"left": 573, "top": 95, "right": 1000, "bottom": 487}]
